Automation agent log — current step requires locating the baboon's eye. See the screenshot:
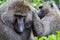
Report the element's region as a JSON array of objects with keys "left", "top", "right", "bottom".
[
  {"left": 50, "top": 3, "right": 53, "bottom": 8},
  {"left": 39, "top": 6, "right": 43, "bottom": 9}
]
